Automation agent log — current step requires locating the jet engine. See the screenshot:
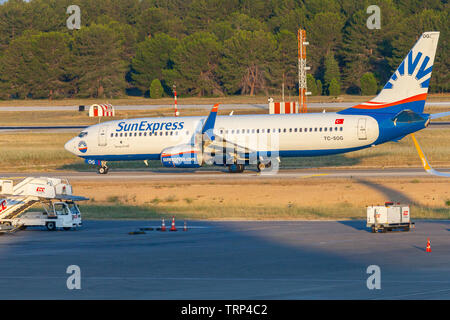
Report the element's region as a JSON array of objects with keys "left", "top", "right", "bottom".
[{"left": 160, "top": 144, "right": 203, "bottom": 168}]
